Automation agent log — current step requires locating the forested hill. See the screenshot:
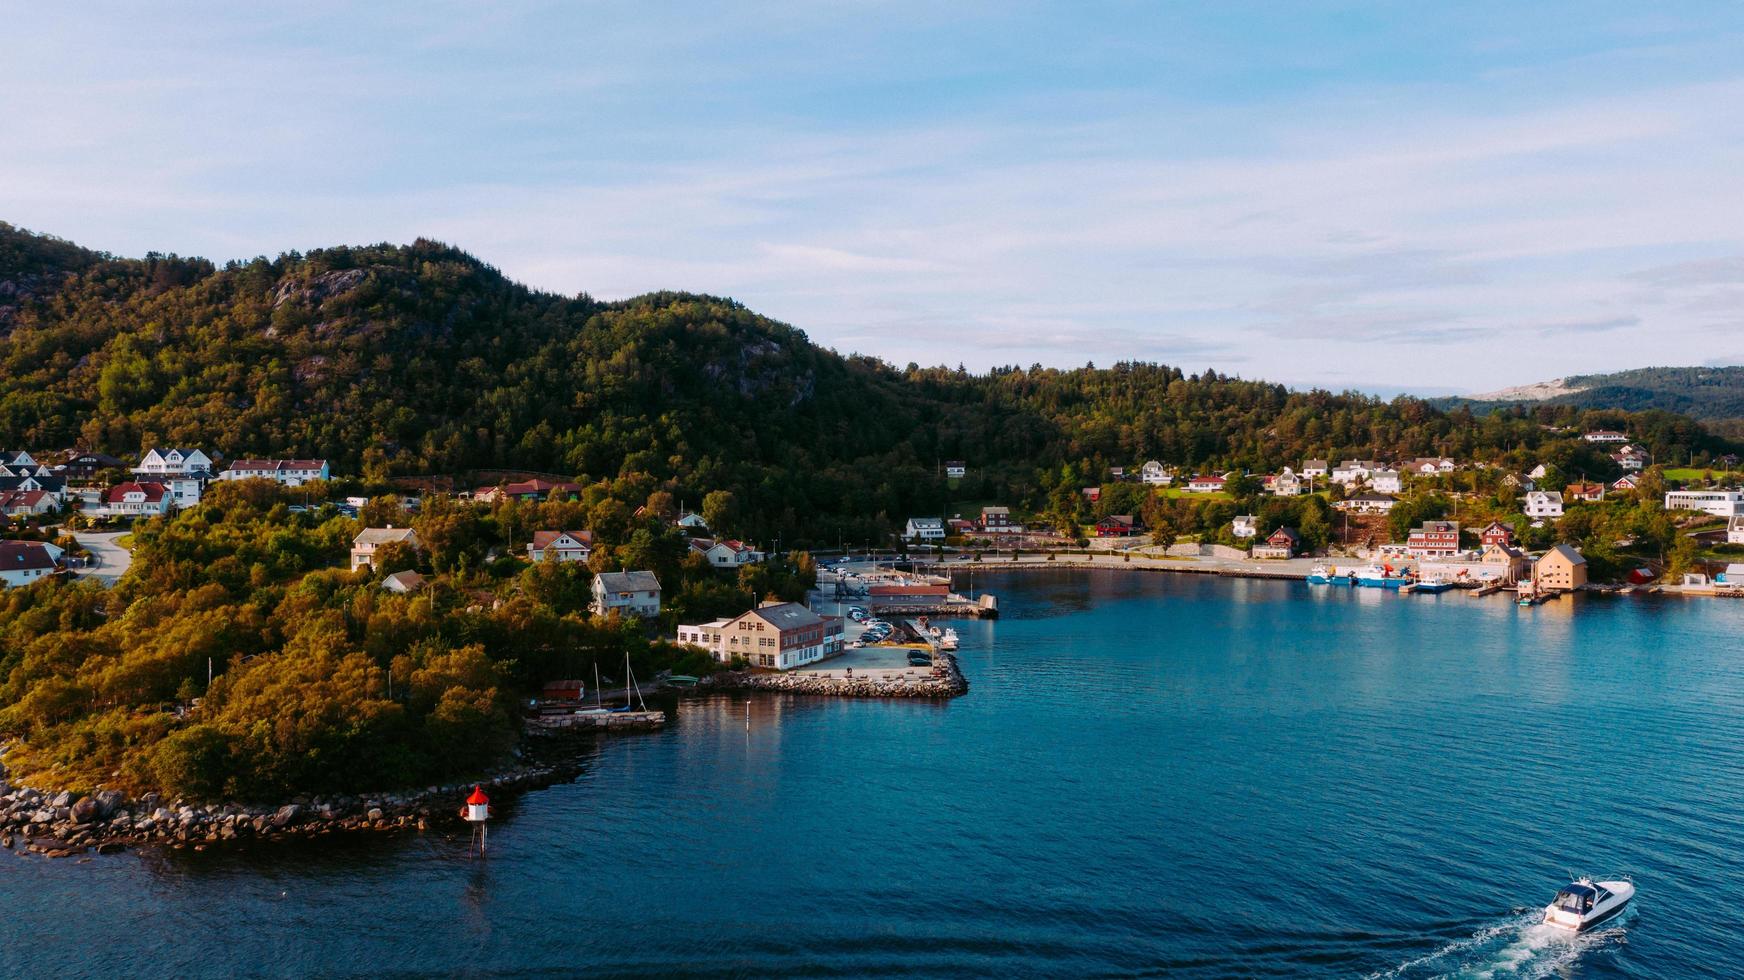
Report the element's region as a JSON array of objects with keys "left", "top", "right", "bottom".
[
  {"left": 0, "top": 221, "right": 1733, "bottom": 542},
  {"left": 1451, "top": 366, "right": 1744, "bottom": 422}
]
